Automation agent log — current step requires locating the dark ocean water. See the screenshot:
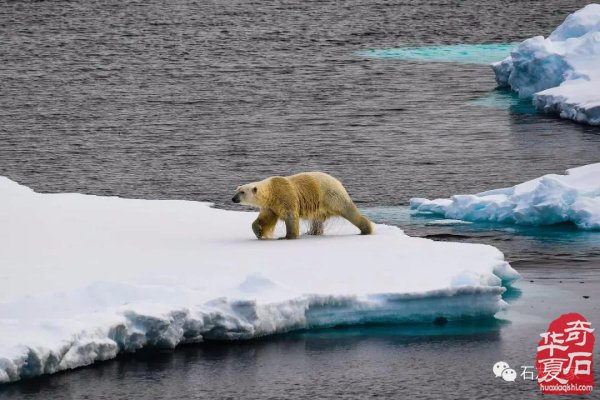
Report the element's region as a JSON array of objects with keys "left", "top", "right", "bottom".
[
  {"left": 1, "top": 0, "right": 600, "bottom": 398},
  {"left": 1, "top": 0, "right": 599, "bottom": 207}
]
